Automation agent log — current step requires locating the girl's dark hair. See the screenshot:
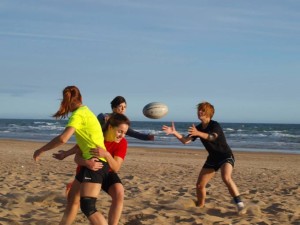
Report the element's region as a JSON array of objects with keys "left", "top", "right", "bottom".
[
  {"left": 53, "top": 86, "right": 82, "bottom": 119},
  {"left": 110, "top": 96, "right": 126, "bottom": 109},
  {"left": 104, "top": 113, "right": 130, "bottom": 131}
]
